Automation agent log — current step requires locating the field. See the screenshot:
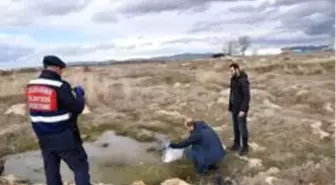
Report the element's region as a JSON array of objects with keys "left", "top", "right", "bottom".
[{"left": 0, "top": 52, "right": 334, "bottom": 185}]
